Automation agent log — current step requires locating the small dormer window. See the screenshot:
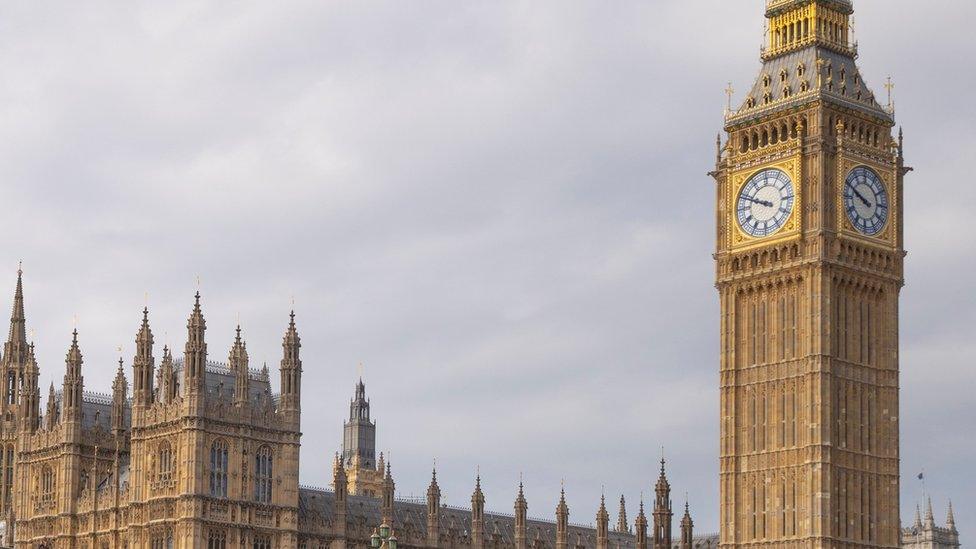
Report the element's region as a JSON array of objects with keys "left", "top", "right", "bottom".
[
  {"left": 763, "top": 92, "right": 773, "bottom": 105},
  {"left": 797, "top": 63, "right": 806, "bottom": 78},
  {"left": 780, "top": 69, "right": 788, "bottom": 83},
  {"left": 800, "top": 80, "right": 810, "bottom": 93},
  {"left": 783, "top": 86, "right": 792, "bottom": 98},
  {"left": 746, "top": 97, "right": 757, "bottom": 108},
  {"left": 763, "top": 74, "right": 772, "bottom": 88},
  {"left": 840, "top": 68, "right": 847, "bottom": 82}
]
